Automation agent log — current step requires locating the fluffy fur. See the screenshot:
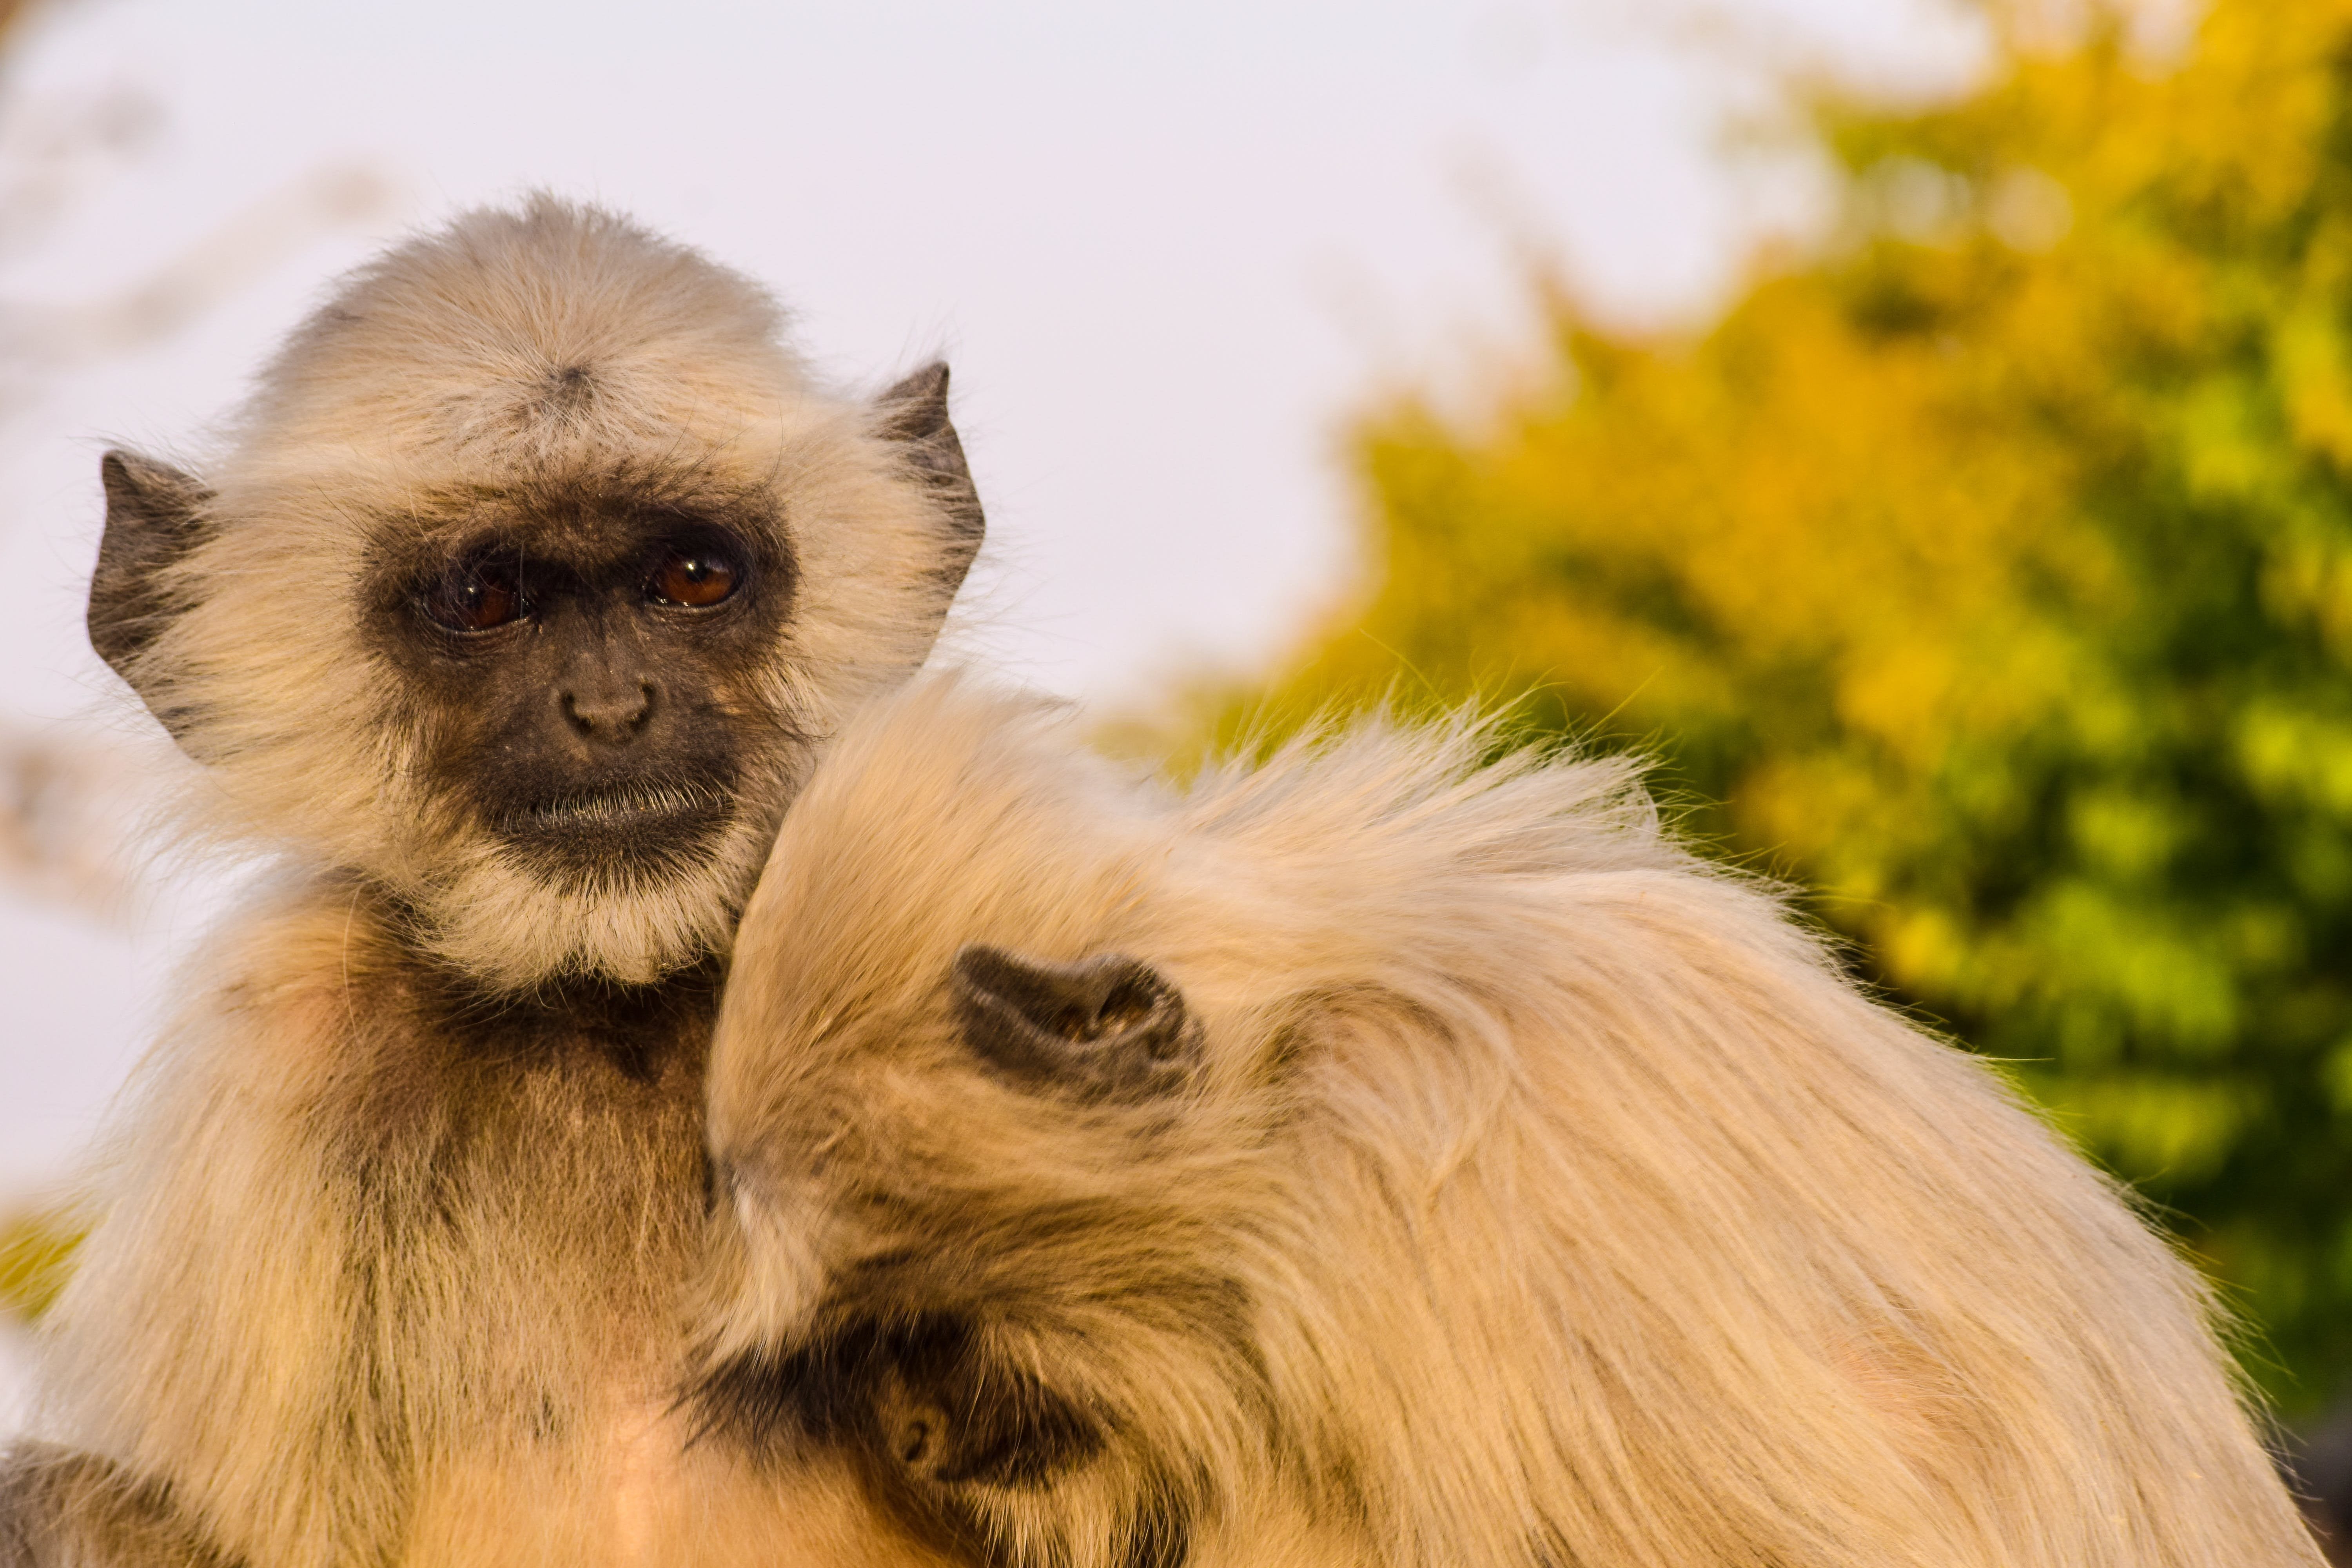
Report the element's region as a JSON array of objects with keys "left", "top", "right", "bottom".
[
  {"left": 8, "top": 200, "right": 981, "bottom": 1567},
  {"left": 697, "top": 674, "right": 2325, "bottom": 1568}
]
